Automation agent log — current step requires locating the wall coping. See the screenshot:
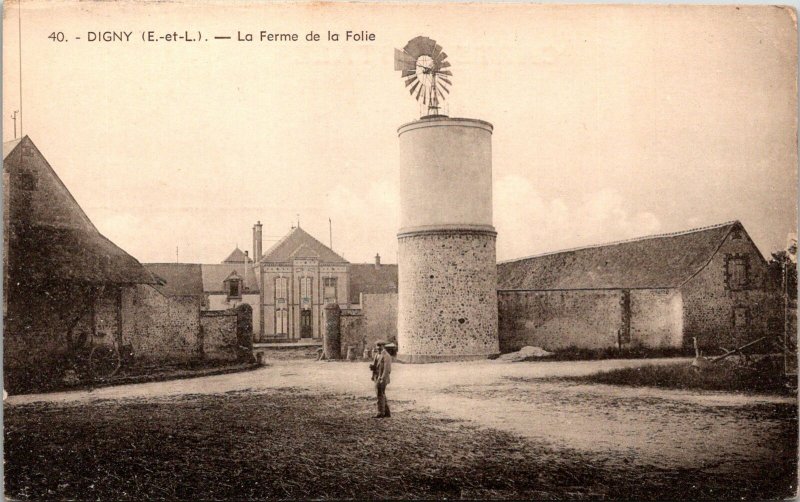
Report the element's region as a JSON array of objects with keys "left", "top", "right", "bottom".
[{"left": 201, "top": 310, "right": 238, "bottom": 317}]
